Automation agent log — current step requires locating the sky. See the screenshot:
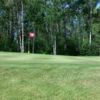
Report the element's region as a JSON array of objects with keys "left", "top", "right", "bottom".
[{"left": 96, "top": 2, "right": 100, "bottom": 9}]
